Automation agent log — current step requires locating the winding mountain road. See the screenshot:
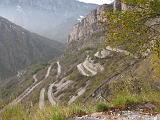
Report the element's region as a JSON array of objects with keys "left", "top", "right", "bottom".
[
  {"left": 48, "top": 61, "right": 62, "bottom": 106},
  {"left": 12, "top": 77, "right": 42, "bottom": 104},
  {"left": 33, "top": 74, "right": 38, "bottom": 83},
  {"left": 56, "top": 61, "right": 61, "bottom": 78},
  {"left": 83, "top": 60, "right": 97, "bottom": 75},
  {"left": 77, "top": 57, "right": 104, "bottom": 77},
  {"left": 39, "top": 88, "right": 46, "bottom": 109},
  {"left": 0, "top": 65, "right": 52, "bottom": 113},
  {"left": 48, "top": 83, "right": 57, "bottom": 106},
  {"left": 0, "top": 74, "right": 41, "bottom": 113},
  {"left": 11, "top": 74, "right": 41, "bottom": 105},
  {"left": 77, "top": 63, "right": 90, "bottom": 76},
  {"left": 2, "top": 65, "right": 53, "bottom": 111},
  {"left": 45, "top": 65, "right": 52, "bottom": 79},
  {"left": 38, "top": 65, "right": 53, "bottom": 109}
]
